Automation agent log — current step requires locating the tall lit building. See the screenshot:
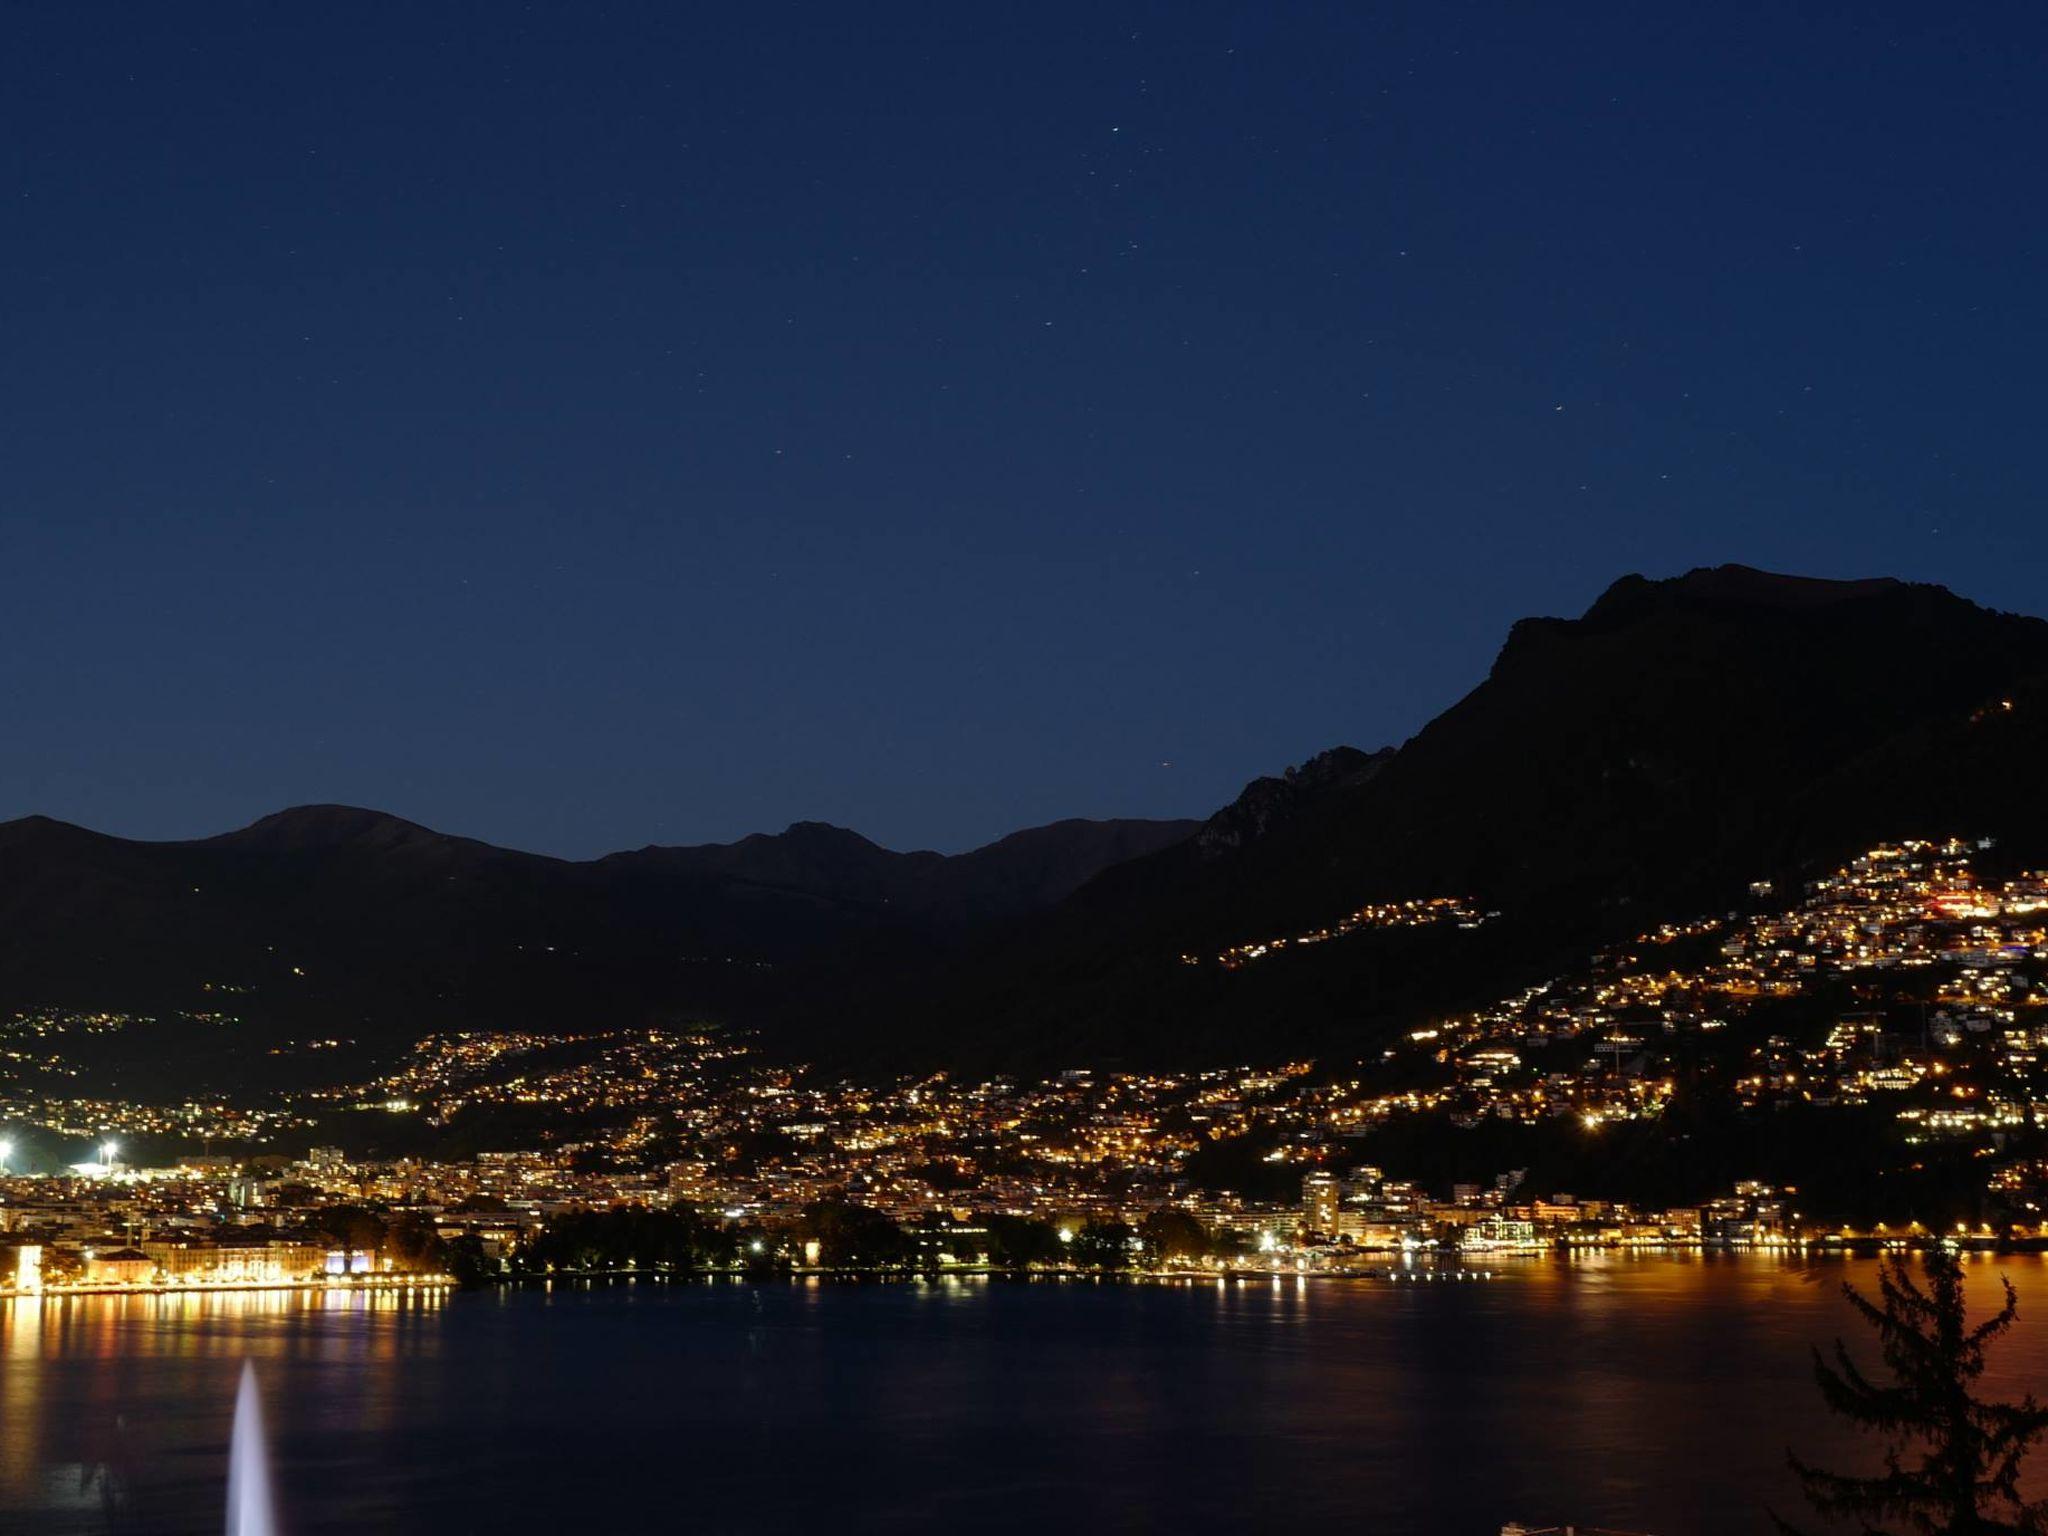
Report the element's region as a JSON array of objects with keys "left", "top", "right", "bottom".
[{"left": 1301, "top": 1172, "right": 1341, "bottom": 1237}]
